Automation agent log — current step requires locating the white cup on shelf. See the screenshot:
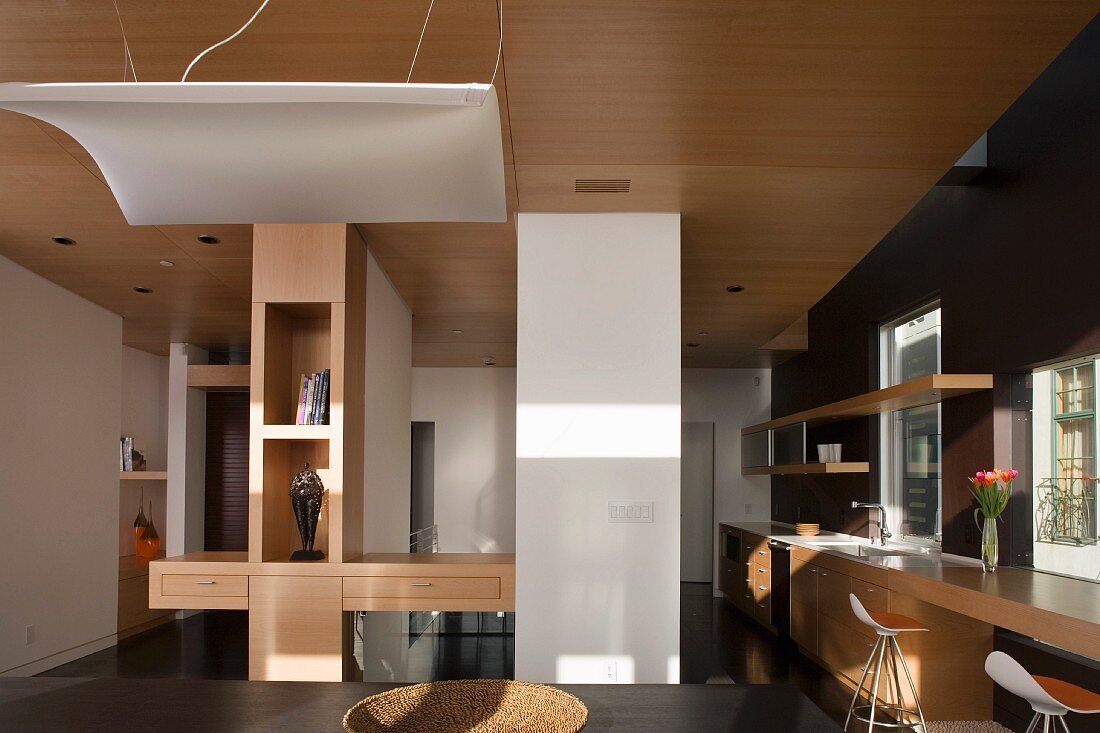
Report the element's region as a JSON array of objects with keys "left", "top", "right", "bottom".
[{"left": 817, "top": 444, "right": 829, "bottom": 463}]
